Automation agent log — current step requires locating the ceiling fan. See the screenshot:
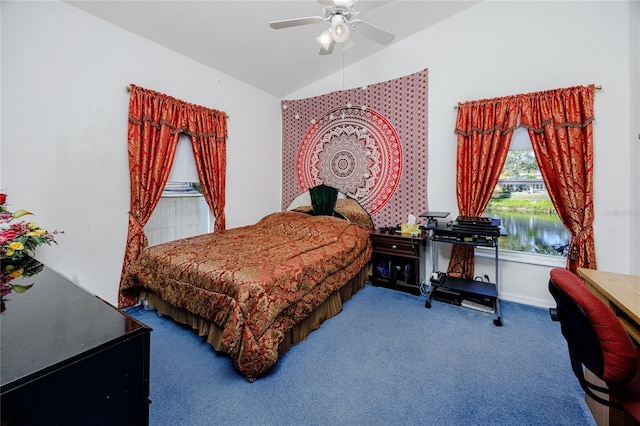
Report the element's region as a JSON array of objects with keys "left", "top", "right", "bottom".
[{"left": 269, "top": 0, "right": 395, "bottom": 55}]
